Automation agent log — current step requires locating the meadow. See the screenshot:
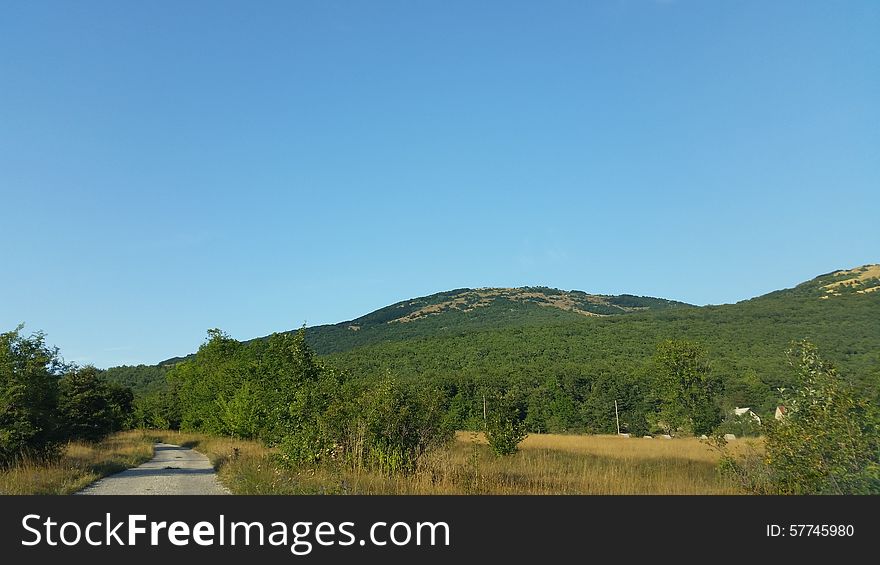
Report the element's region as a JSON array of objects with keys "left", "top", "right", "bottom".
[
  {"left": 150, "top": 430, "right": 758, "bottom": 495},
  {"left": 0, "top": 431, "right": 154, "bottom": 495},
  {"left": 0, "top": 430, "right": 760, "bottom": 495}
]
